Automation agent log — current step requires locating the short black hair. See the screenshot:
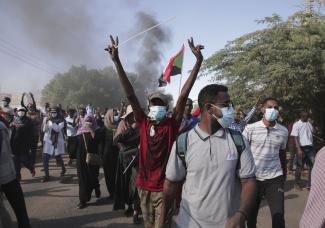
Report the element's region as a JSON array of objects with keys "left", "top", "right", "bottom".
[
  {"left": 198, "top": 84, "right": 228, "bottom": 109},
  {"left": 263, "top": 97, "right": 278, "bottom": 106},
  {"left": 300, "top": 110, "right": 309, "bottom": 117}
]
